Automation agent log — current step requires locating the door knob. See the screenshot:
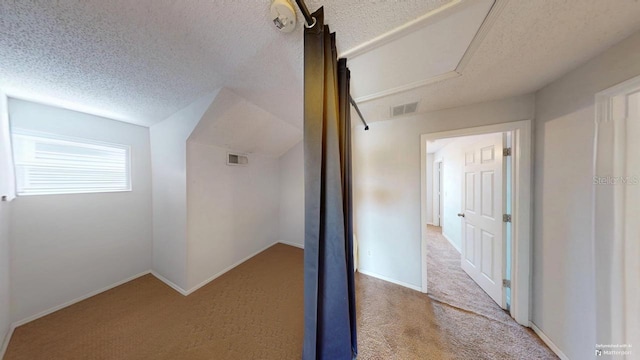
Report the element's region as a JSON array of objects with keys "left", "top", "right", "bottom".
[{"left": 457, "top": 213, "right": 465, "bottom": 217}]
